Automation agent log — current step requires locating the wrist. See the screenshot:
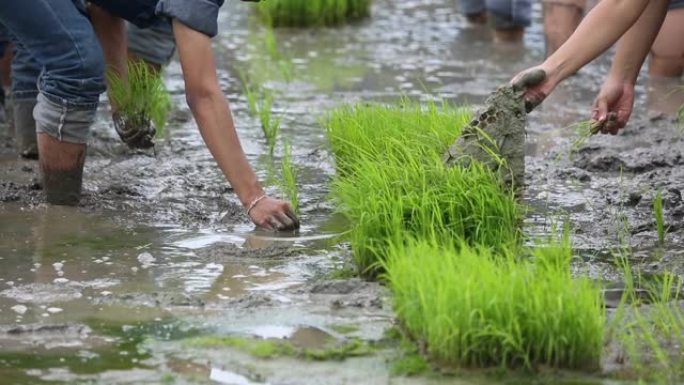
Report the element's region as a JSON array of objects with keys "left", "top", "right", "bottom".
[
  {"left": 607, "top": 67, "right": 638, "bottom": 85},
  {"left": 238, "top": 184, "right": 266, "bottom": 209}
]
